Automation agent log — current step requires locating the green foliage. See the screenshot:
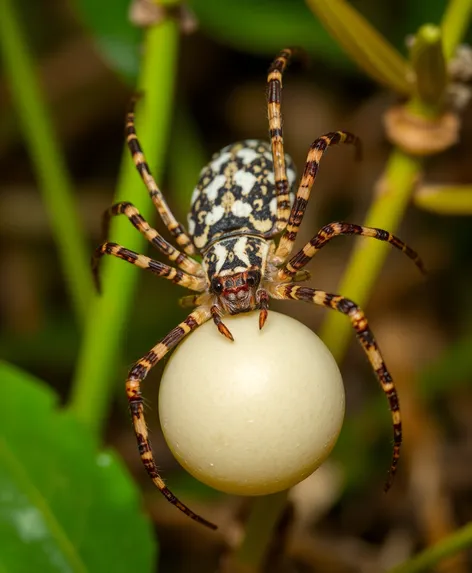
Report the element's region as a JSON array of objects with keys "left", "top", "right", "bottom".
[
  {"left": 188, "top": 0, "right": 347, "bottom": 64},
  {"left": 73, "top": 0, "right": 141, "bottom": 82},
  {"left": 0, "top": 361, "right": 156, "bottom": 573}
]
